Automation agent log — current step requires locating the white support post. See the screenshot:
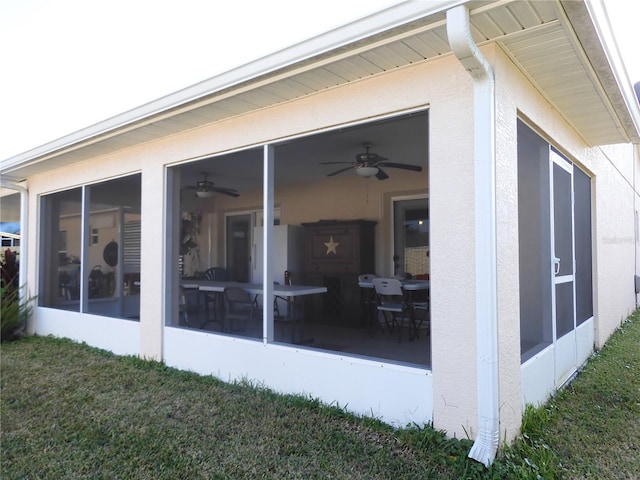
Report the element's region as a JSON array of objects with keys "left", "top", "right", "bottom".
[
  {"left": 80, "top": 185, "right": 91, "bottom": 313},
  {"left": 263, "top": 144, "right": 275, "bottom": 343}
]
